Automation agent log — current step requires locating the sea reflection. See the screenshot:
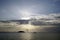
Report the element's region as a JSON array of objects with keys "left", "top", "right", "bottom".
[
  {"left": 19, "top": 33, "right": 59, "bottom": 40},
  {"left": 20, "top": 33, "right": 33, "bottom": 40},
  {"left": 0, "top": 33, "right": 59, "bottom": 40}
]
